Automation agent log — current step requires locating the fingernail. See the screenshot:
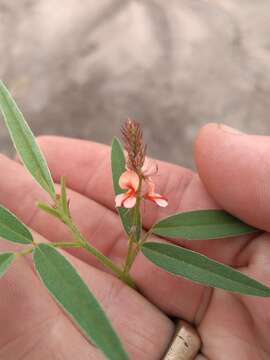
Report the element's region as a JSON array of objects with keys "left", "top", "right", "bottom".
[{"left": 219, "top": 124, "right": 244, "bottom": 134}]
